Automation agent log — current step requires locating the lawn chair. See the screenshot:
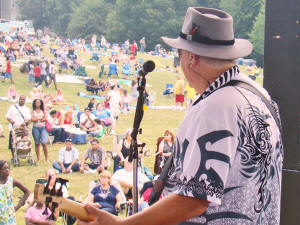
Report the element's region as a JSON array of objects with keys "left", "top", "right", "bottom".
[
  {"left": 122, "top": 63, "right": 131, "bottom": 76},
  {"left": 98, "top": 64, "right": 106, "bottom": 78},
  {"left": 108, "top": 63, "right": 118, "bottom": 77},
  {"left": 162, "top": 83, "right": 174, "bottom": 97},
  {"left": 90, "top": 52, "right": 100, "bottom": 61},
  {"left": 75, "top": 66, "right": 87, "bottom": 76}
]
